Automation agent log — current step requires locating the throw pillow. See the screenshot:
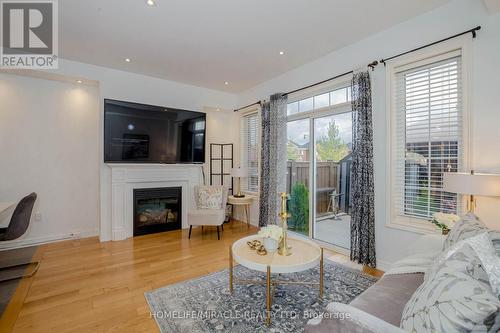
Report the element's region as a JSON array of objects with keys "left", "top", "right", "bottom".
[
  {"left": 401, "top": 233, "right": 500, "bottom": 333},
  {"left": 490, "top": 230, "right": 500, "bottom": 256},
  {"left": 197, "top": 186, "right": 223, "bottom": 209},
  {"left": 442, "top": 213, "right": 488, "bottom": 251}
]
